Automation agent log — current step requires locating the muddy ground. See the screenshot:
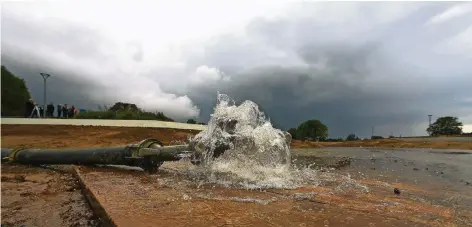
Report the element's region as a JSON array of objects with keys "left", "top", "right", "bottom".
[
  {"left": 1, "top": 124, "right": 472, "bottom": 226},
  {"left": 1, "top": 164, "right": 99, "bottom": 227},
  {"left": 1, "top": 124, "right": 199, "bottom": 227}
]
